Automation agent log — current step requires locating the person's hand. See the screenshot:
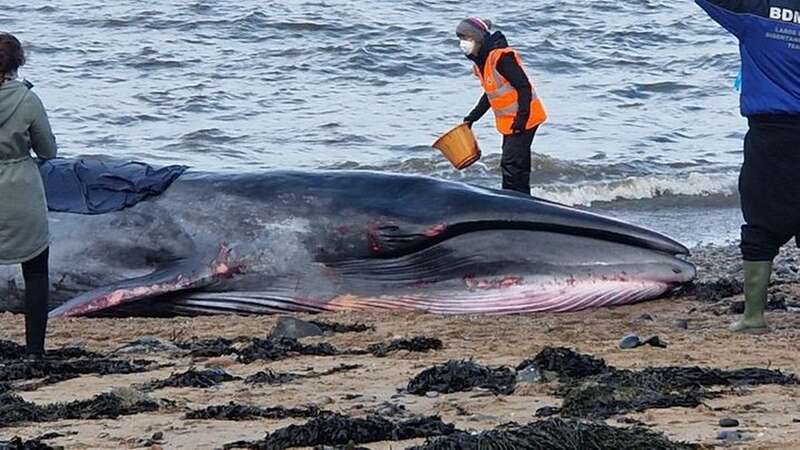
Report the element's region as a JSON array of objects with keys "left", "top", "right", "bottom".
[{"left": 463, "top": 117, "right": 474, "bottom": 129}]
